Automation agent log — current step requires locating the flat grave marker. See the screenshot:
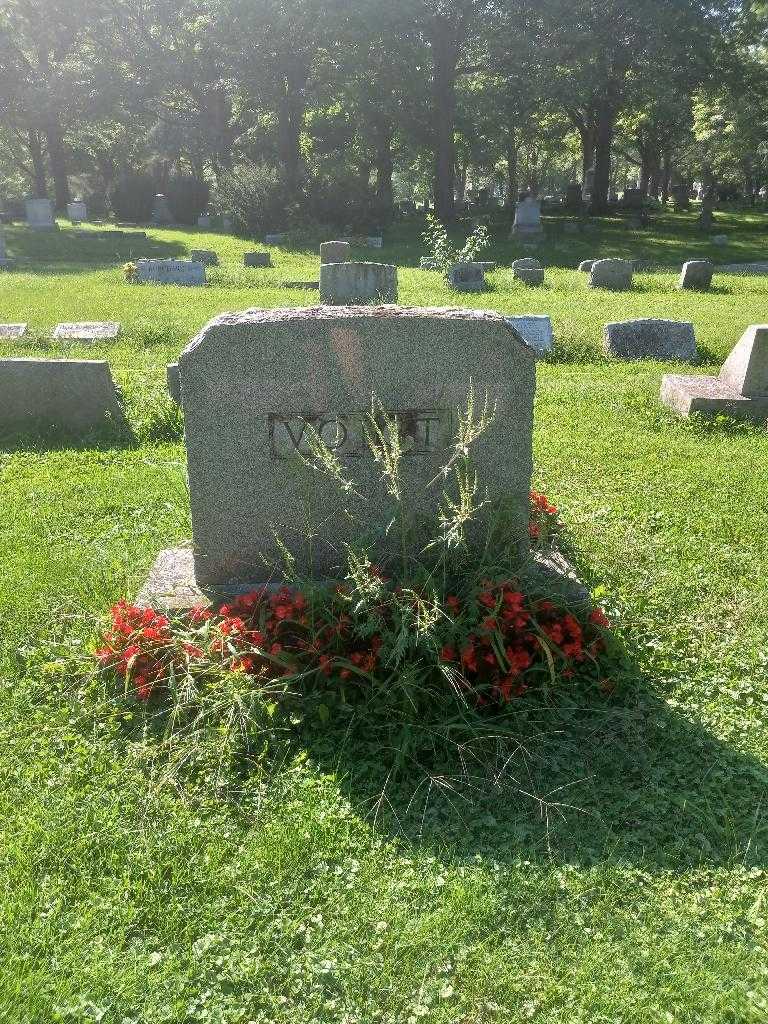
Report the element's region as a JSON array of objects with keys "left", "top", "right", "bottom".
[{"left": 53, "top": 322, "right": 121, "bottom": 341}]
